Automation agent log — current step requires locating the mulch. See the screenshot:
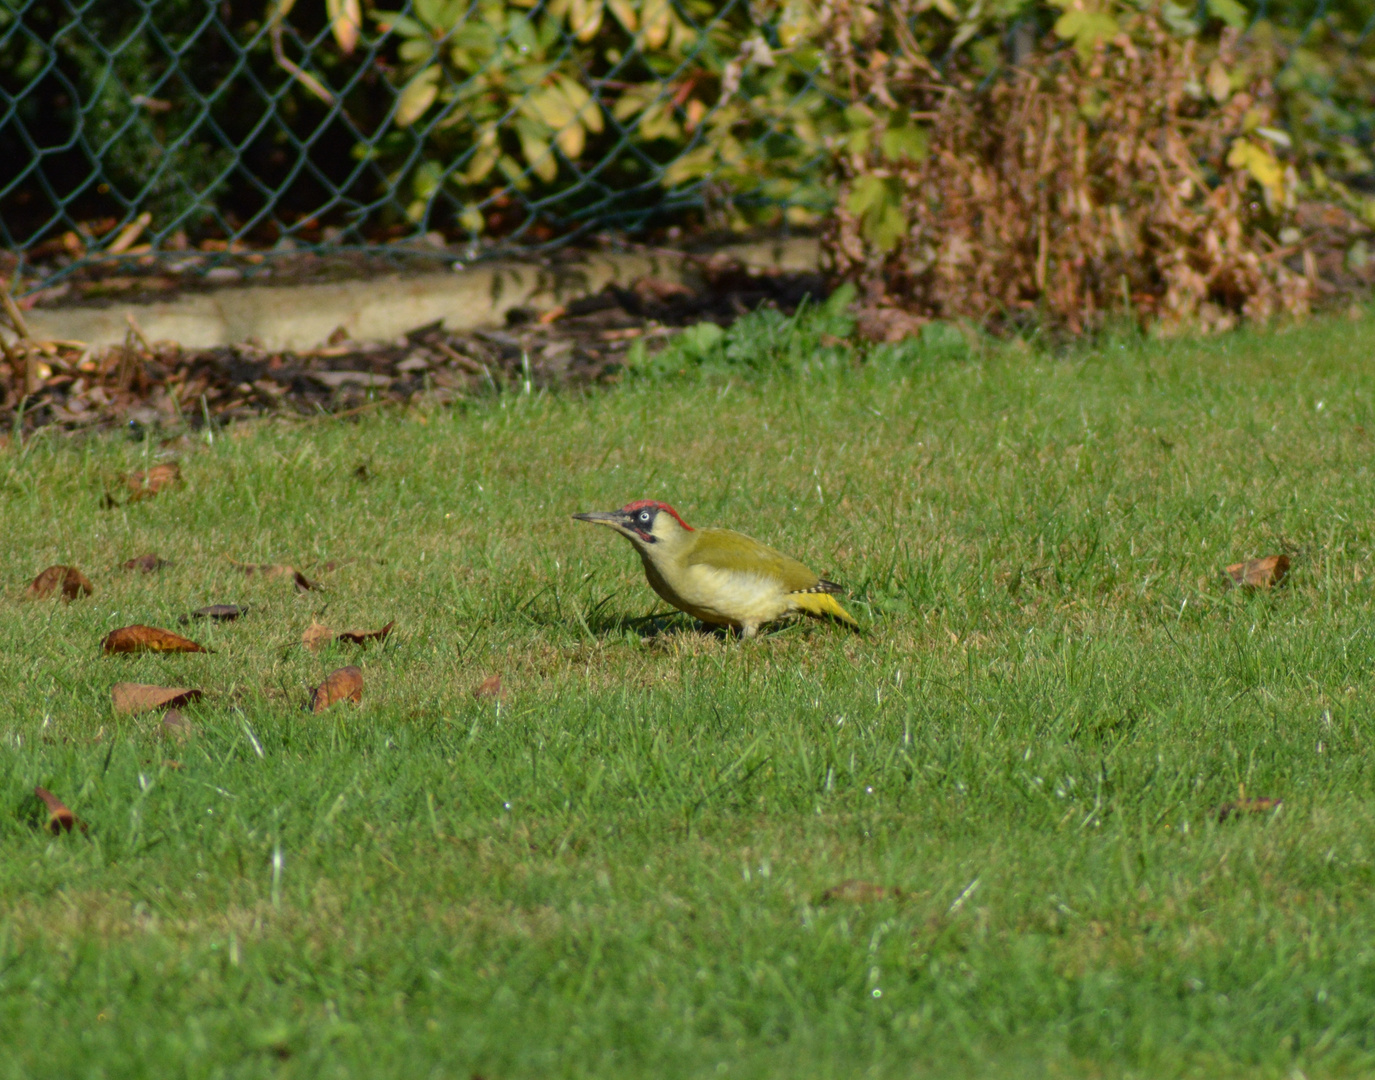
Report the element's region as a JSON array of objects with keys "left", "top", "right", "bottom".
[{"left": 0, "top": 256, "right": 829, "bottom": 437}]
